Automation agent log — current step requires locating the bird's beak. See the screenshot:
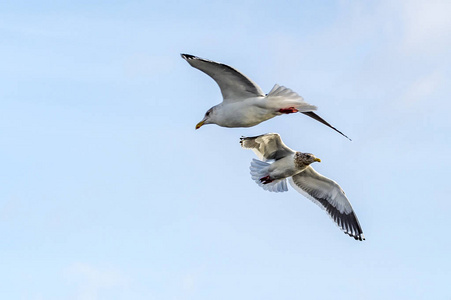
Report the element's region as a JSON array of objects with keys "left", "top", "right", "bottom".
[
  {"left": 195, "top": 120, "right": 205, "bottom": 130},
  {"left": 314, "top": 158, "right": 321, "bottom": 163}
]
